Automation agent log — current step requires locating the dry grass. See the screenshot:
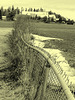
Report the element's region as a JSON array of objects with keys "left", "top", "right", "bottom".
[{"left": 0, "top": 15, "right": 37, "bottom": 100}]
